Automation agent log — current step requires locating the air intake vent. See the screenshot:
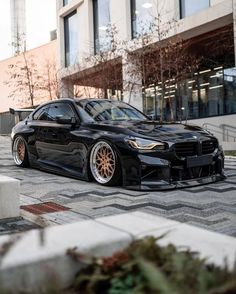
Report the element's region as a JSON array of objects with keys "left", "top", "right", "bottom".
[
  {"left": 202, "top": 139, "right": 218, "bottom": 154},
  {"left": 174, "top": 142, "right": 197, "bottom": 157}
]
